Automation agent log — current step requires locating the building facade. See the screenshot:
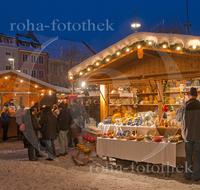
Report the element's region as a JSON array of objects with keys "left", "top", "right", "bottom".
[{"left": 0, "top": 33, "right": 19, "bottom": 71}]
